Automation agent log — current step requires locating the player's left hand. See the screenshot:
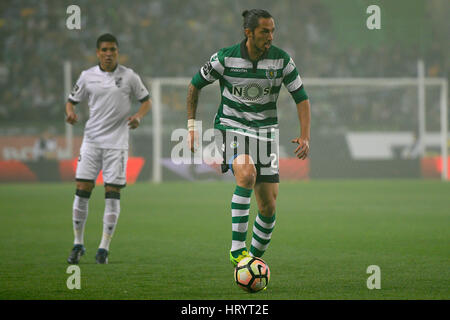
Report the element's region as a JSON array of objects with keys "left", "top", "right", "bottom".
[
  {"left": 128, "top": 115, "right": 141, "bottom": 129},
  {"left": 291, "top": 137, "right": 310, "bottom": 160}
]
